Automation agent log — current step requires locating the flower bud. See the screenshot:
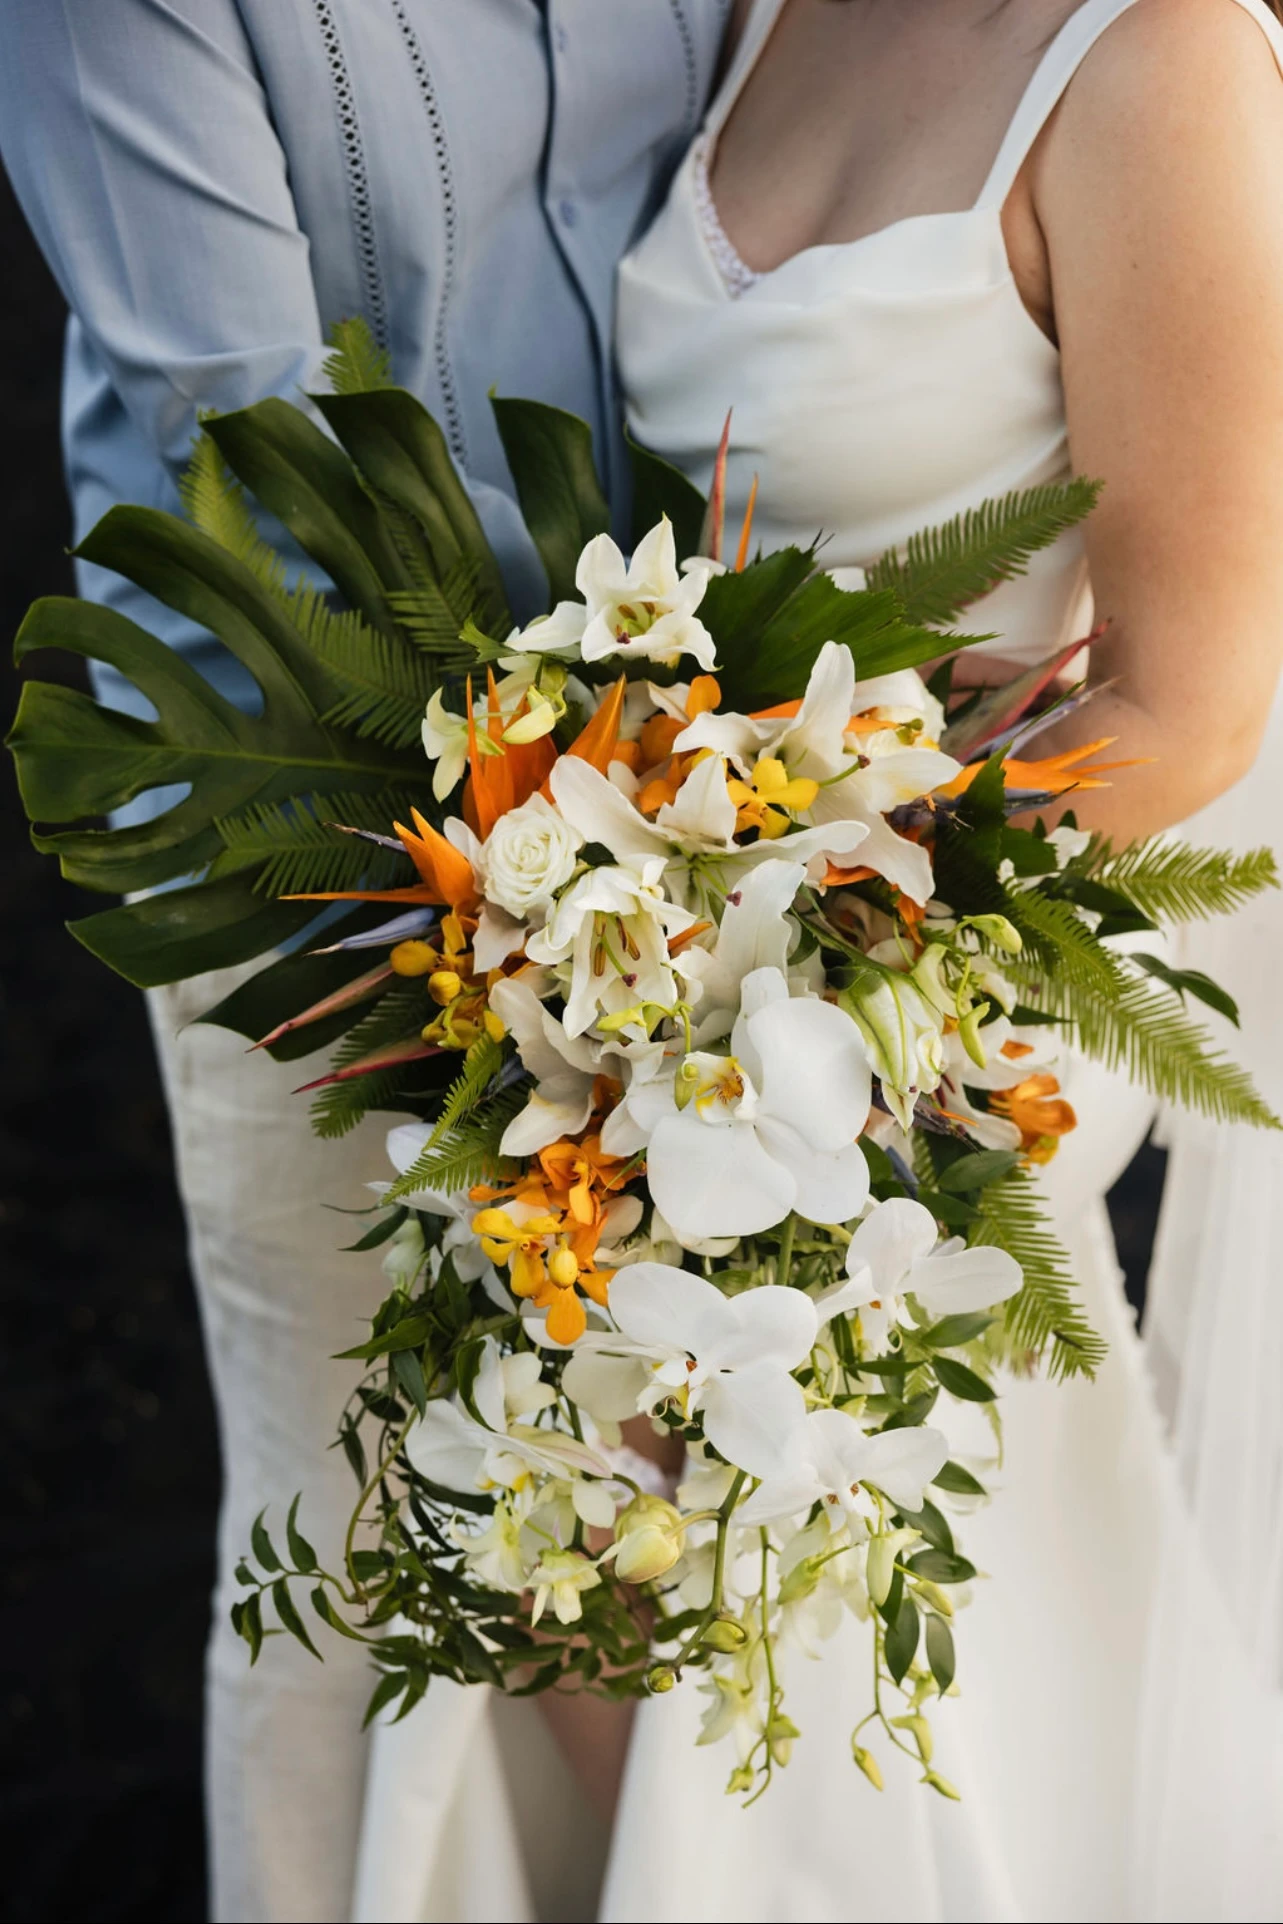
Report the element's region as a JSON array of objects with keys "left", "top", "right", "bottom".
[
  {"left": 547, "top": 1246, "right": 580, "bottom": 1289},
  {"left": 390, "top": 939, "right": 437, "bottom": 977},
  {"left": 646, "top": 1664, "right": 677, "bottom": 1694},
  {"left": 852, "top": 1744, "right": 885, "bottom": 1791},
  {"left": 923, "top": 1769, "right": 962, "bottom": 1802},
  {"left": 726, "top": 1764, "right": 756, "bottom": 1795},
  {"left": 614, "top": 1523, "right": 683, "bottom": 1584},
  {"left": 428, "top": 969, "right": 463, "bottom": 1006},
  {"left": 892, "top": 1712, "right": 934, "bottom": 1763},
  {"left": 958, "top": 998, "right": 991, "bottom": 1069},
  {"left": 912, "top": 1579, "right": 954, "bottom": 1619},
  {"left": 700, "top": 1615, "right": 749, "bottom": 1653},
  {"left": 778, "top": 1556, "right": 823, "bottom": 1606},
  {"left": 766, "top": 1713, "right": 800, "bottom": 1766},
  {"left": 866, "top": 1534, "right": 897, "bottom": 1608},
  {"left": 965, "top": 914, "right": 1022, "bottom": 955},
  {"left": 673, "top": 1056, "right": 701, "bottom": 1111}
]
